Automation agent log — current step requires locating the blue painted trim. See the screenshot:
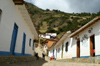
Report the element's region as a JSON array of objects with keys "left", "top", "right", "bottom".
[
  {"left": 96, "top": 55, "right": 100, "bottom": 56},
  {"left": 72, "top": 56, "right": 90, "bottom": 59},
  {"left": 22, "top": 33, "right": 26, "bottom": 55},
  {"left": 29, "top": 38, "right": 31, "bottom": 47},
  {"left": 72, "top": 55, "right": 100, "bottom": 59},
  {"left": 0, "top": 51, "right": 31, "bottom": 56},
  {"left": 14, "top": 53, "right": 31, "bottom": 56},
  {"left": 10, "top": 23, "right": 18, "bottom": 55},
  {"left": 0, "top": 51, "right": 10, "bottom": 56}
]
